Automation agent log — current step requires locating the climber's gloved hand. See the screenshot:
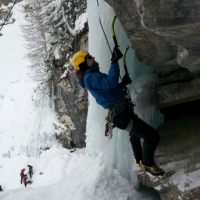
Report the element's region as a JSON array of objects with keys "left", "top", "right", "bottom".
[
  {"left": 111, "top": 46, "right": 123, "bottom": 62},
  {"left": 121, "top": 73, "right": 132, "bottom": 86}
]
